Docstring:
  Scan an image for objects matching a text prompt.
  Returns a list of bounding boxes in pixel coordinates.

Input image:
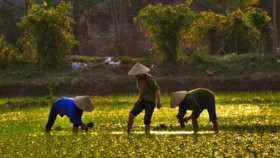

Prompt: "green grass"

[0,92,279,157]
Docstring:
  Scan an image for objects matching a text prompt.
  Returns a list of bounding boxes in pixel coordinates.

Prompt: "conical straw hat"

[74,96,94,112]
[170,91,188,108]
[128,63,150,75]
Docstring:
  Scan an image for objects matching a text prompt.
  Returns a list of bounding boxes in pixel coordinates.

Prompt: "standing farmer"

[45,96,94,133]
[127,63,161,133]
[170,88,219,133]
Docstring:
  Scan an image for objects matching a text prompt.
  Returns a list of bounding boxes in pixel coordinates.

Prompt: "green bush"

[186,11,229,54]
[190,51,207,63]
[228,9,258,54]
[0,35,19,69]
[18,1,77,68]
[207,14,230,55]
[245,7,273,52]
[135,0,196,63]
[188,7,271,55]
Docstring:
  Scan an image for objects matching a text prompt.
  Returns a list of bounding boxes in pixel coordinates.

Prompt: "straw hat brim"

[74,96,94,112]
[128,63,151,75]
[170,91,187,108]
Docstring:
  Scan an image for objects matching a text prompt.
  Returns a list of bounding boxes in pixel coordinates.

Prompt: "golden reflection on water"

[219,104,260,117]
[112,131,214,135]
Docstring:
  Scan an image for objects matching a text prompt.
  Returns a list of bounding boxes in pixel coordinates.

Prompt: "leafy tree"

[18,1,77,68]
[0,35,19,69]
[246,7,273,53]
[228,9,258,54]
[186,11,229,54]
[187,8,271,55]
[188,0,272,55]
[135,0,196,63]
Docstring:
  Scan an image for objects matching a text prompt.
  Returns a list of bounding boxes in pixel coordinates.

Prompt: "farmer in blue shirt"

[45,96,94,133]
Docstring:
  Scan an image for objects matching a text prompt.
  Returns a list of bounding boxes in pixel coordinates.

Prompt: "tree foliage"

[187,7,272,54]
[18,1,77,68]
[0,35,19,69]
[245,7,273,52]
[135,0,196,63]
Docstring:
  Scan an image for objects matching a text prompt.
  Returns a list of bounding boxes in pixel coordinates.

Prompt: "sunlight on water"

[112,131,214,135]
[151,131,192,134]
[151,131,215,134]
[219,104,260,117]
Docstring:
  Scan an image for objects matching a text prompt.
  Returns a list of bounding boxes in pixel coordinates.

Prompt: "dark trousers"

[130,100,155,125]
[46,104,58,130]
[207,98,217,121]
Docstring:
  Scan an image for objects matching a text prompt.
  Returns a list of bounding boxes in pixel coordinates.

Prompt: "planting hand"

[177,119,185,129]
[81,123,88,131]
[177,113,185,129]
[183,117,190,123]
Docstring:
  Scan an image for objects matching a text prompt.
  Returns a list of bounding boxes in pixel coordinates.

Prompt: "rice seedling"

[0,92,279,157]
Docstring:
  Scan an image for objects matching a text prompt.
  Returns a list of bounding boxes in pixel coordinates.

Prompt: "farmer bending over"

[127,63,161,133]
[45,96,94,133]
[170,88,219,133]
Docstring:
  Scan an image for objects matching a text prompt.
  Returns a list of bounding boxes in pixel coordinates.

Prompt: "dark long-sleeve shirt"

[54,98,83,126]
[178,88,214,119]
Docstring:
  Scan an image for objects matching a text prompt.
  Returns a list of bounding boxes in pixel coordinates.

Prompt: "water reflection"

[112,131,214,135]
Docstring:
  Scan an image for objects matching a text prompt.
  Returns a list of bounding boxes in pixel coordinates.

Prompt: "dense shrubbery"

[228,9,258,54]
[0,34,31,69]
[246,7,273,52]
[186,11,229,54]
[0,35,20,69]
[0,0,274,67]
[18,1,77,68]
[135,0,196,63]
[187,7,272,55]
[136,1,273,62]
